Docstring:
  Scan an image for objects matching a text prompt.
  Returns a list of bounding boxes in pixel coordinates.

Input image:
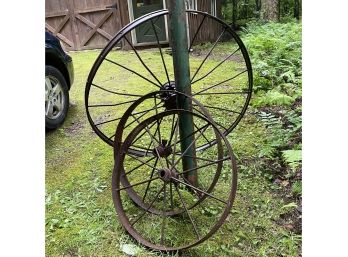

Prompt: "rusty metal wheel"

[112,109,237,251]
[113,91,225,216]
[85,10,253,152]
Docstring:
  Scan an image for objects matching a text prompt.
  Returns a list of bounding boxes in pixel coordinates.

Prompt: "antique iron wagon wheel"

[113,91,226,215]
[85,10,253,151]
[112,109,237,251]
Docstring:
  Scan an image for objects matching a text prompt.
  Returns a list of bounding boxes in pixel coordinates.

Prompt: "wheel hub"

[158,168,179,182]
[153,140,172,158]
[160,81,177,110]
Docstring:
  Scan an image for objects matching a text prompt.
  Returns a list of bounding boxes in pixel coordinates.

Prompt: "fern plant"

[252,90,295,107]
[282,149,302,170]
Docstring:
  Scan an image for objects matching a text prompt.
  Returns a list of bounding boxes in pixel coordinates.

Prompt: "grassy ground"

[46,46,301,256]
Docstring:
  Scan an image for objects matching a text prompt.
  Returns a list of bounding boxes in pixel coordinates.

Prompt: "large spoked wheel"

[112,109,237,251]
[85,10,252,153]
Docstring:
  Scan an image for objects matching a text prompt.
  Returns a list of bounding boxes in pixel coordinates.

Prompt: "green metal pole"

[169,0,197,186]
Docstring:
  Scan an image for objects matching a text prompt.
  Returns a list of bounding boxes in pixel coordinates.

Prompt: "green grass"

[46,44,301,256]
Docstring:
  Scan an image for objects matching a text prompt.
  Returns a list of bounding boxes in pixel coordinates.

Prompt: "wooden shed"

[45,0,222,51]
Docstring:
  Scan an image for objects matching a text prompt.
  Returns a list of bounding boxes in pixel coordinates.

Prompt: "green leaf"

[282,150,302,170]
[281,202,298,210]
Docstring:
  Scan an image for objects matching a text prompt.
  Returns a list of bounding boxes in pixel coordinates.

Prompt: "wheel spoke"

[190,27,227,83]
[193,103,241,115]
[132,119,159,147]
[193,123,211,146]
[143,117,163,155]
[171,123,210,170]
[197,91,250,95]
[46,101,53,118]
[175,185,200,240]
[125,102,164,131]
[169,182,174,210]
[124,156,157,176]
[191,47,240,84]
[124,37,163,87]
[142,157,159,202]
[189,14,208,50]
[52,84,62,95]
[174,153,228,164]
[168,123,209,150]
[88,99,136,108]
[105,58,161,89]
[95,116,122,127]
[131,114,166,169]
[170,117,180,167]
[172,177,228,205]
[151,18,170,84]
[91,83,143,97]
[160,182,167,245]
[54,98,62,111]
[154,97,162,144]
[168,114,178,147]
[117,176,160,191]
[106,103,163,142]
[131,185,165,226]
[193,69,248,94]
[177,157,230,177]
[45,77,53,91]
[126,152,161,172]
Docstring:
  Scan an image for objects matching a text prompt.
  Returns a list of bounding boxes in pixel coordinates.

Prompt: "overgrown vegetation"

[46,20,301,257]
[242,20,302,178]
[221,0,301,25]
[241,19,302,235]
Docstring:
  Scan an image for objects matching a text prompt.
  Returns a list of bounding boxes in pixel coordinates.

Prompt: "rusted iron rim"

[112,109,238,251]
[85,10,253,150]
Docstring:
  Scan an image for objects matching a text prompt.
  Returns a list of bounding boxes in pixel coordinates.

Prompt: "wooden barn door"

[45,0,77,51]
[72,0,122,50]
[45,0,122,51]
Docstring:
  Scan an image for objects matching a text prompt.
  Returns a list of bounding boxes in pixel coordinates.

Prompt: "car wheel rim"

[45,75,65,119]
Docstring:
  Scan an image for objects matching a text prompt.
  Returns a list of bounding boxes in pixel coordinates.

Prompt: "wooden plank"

[46,10,69,18]
[54,15,70,34]
[80,10,113,46]
[74,5,113,14]
[65,0,79,50]
[45,23,55,34]
[75,14,112,40]
[45,22,74,47]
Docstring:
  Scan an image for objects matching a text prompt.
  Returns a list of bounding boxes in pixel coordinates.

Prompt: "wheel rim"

[112,110,238,251]
[45,75,65,119]
[85,10,253,153]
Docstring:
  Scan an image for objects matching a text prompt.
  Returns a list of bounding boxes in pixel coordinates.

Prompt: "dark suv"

[45,32,74,129]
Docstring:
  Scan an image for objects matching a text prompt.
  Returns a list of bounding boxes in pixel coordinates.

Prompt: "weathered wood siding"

[45,0,223,50]
[45,0,123,50]
[187,0,224,46]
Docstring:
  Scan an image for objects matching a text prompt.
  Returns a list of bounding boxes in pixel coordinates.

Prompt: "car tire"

[45,65,69,129]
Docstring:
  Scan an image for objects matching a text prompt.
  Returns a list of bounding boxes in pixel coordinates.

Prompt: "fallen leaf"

[120,243,138,256]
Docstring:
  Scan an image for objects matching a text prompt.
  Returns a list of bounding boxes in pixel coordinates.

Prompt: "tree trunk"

[261,0,279,21]
[294,0,300,20]
[255,0,262,18]
[232,0,237,29]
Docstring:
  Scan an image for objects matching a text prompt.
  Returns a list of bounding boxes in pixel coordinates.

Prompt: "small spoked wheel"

[112,109,237,251]
[113,91,225,215]
[85,10,252,150]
